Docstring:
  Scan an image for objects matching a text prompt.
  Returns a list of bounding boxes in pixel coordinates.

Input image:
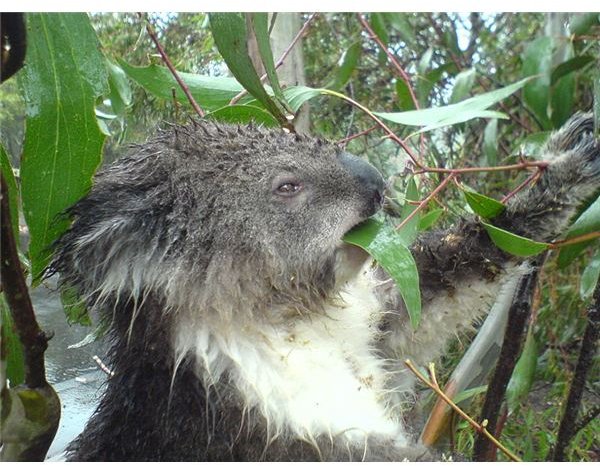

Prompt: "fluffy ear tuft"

[544,112,595,155]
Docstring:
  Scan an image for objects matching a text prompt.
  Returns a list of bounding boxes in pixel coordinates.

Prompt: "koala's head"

[53,122,385,320]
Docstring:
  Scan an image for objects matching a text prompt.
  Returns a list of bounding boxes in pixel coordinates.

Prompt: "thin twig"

[405,359,522,462]
[357,13,419,110]
[0,173,50,389]
[548,231,600,249]
[230,13,318,106]
[395,174,456,232]
[501,167,545,203]
[141,13,205,117]
[336,125,379,145]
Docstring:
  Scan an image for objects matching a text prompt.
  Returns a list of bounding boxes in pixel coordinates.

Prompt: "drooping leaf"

[0,144,20,242]
[119,61,251,111]
[506,328,539,413]
[106,59,132,116]
[482,222,549,257]
[283,86,324,113]
[330,42,362,90]
[522,37,553,130]
[344,219,421,328]
[419,208,444,231]
[450,68,477,104]
[569,13,600,36]
[382,13,415,45]
[551,55,594,86]
[208,13,289,127]
[397,178,420,246]
[249,13,286,105]
[19,13,108,283]
[206,104,279,126]
[580,250,600,300]
[462,188,506,219]
[558,194,600,268]
[1,295,25,387]
[375,77,533,132]
[483,118,498,166]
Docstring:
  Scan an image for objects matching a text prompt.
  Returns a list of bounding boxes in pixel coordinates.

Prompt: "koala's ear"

[545,112,595,154]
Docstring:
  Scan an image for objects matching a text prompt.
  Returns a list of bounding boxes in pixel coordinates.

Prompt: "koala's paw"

[543,112,600,200]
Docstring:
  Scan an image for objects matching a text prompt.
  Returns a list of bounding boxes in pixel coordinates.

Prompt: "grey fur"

[50,114,599,461]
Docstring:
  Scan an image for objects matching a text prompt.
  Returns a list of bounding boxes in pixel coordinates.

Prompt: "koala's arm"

[377,113,600,365]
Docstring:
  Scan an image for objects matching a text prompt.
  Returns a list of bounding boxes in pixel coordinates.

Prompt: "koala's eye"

[275,182,303,197]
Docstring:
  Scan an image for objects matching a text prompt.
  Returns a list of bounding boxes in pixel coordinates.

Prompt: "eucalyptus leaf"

[209,13,289,126]
[558,194,600,268]
[522,37,553,130]
[19,13,108,282]
[397,178,420,246]
[330,42,361,90]
[206,104,279,127]
[419,208,444,231]
[506,329,538,413]
[450,68,476,104]
[482,222,549,257]
[250,13,286,105]
[580,250,600,300]
[462,188,505,219]
[483,118,498,166]
[344,219,421,328]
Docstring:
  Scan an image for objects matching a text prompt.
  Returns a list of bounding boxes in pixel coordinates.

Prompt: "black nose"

[338,151,386,215]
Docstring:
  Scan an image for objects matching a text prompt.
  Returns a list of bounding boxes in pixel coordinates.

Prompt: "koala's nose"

[338,152,386,215]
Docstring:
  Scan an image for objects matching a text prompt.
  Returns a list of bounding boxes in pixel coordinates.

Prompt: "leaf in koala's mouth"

[343,219,421,329]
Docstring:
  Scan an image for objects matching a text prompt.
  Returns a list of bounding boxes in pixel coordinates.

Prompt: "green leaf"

[60,285,91,326]
[558,194,600,268]
[397,178,420,246]
[462,188,506,219]
[375,77,533,132]
[506,328,538,413]
[580,250,600,300]
[0,144,20,243]
[106,59,132,116]
[205,104,279,127]
[419,208,444,231]
[208,13,289,127]
[551,55,594,86]
[395,79,416,111]
[450,68,477,104]
[330,42,361,91]
[516,131,551,159]
[522,37,553,130]
[344,219,421,328]
[382,13,415,44]
[19,13,108,283]
[283,86,324,113]
[452,385,488,405]
[482,221,549,257]
[569,13,600,36]
[119,61,252,111]
[1,295,25,386]
[370,13,389,65]
[415,62,456,106]
[483,118,498,166]
[249,13,286,105]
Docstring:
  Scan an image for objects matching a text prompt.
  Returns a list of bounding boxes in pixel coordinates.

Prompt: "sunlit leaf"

[344,219,421,328]
[283,86,324,113]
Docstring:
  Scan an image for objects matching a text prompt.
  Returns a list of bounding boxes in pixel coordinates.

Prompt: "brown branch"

[0,173,50,389]
[473,264,541,460]
[357,13,419,110]
[549,288,600,461]
[230,13,318,106]
[405,360,522,462]
[141,13,205,118]
[336,125,379,145]
[548,231,600,250]
[501,167,545,203]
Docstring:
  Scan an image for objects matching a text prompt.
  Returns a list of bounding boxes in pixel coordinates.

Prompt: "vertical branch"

[0,173,50,389]
[549,285,600,461]
[472,262,541,461]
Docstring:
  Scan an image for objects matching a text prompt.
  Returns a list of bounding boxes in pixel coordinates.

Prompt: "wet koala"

[51,113,599,461]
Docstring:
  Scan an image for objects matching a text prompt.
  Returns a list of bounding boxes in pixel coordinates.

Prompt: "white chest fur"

[173,270,409,450]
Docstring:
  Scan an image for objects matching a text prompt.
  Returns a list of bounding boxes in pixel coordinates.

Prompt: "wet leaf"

[344,219,421,328]
[19,13,108,283]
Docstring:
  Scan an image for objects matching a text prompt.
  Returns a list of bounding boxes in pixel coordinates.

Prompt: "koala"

[50,113,599,461]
